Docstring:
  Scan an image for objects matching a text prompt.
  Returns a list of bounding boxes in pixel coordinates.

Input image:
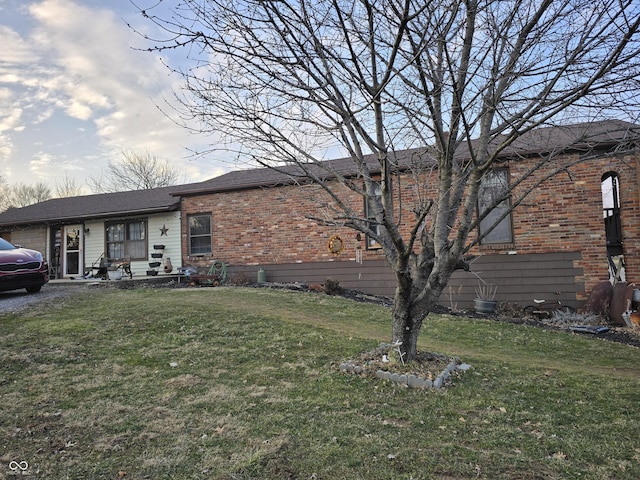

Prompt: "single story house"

[0,186,188,279]
[1,120,638,310]
[173,120,640,309]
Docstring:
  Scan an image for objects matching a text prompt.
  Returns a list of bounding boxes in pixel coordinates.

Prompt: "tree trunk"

[391,270,428,362]
[391,258,457,362]
[391,304,424,362]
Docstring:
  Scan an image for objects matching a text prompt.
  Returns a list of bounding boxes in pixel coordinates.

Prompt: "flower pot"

[474,298,497,314]
[153,244,165,250]
[146,269,158,276]
[151,253,163,259]
[108,270,122,281]
[148,261,161,268]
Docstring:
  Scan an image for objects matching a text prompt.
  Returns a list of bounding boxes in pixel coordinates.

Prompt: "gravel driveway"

[0,284,88,314]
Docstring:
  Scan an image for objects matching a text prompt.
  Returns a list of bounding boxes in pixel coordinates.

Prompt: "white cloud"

[0,25,35,64]
[0,107,23,134]
[0,135,14,164]
[27,0,210,171]
[29,153,53,174]
[0,0,227,187]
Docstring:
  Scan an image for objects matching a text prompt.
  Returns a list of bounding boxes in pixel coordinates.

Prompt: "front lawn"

[1,286,639,479]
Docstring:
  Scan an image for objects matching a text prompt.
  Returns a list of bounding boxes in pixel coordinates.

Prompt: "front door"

[63,225,83,277]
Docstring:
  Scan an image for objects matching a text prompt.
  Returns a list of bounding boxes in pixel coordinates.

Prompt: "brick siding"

[181,153,640,302]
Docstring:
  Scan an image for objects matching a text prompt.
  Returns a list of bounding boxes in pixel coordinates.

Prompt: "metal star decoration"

[159,224,169,236]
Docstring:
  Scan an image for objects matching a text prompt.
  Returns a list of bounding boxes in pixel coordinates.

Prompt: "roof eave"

[0,204,180,228]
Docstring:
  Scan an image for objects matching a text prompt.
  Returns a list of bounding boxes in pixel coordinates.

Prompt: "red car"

[0,237,49,293]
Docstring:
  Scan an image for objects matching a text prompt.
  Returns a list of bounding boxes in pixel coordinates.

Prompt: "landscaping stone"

[338,343,466,391]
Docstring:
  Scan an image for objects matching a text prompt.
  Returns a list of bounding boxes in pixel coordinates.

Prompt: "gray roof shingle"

[1,119,637,227]
[0,184,184,226]
[175,119,640,196]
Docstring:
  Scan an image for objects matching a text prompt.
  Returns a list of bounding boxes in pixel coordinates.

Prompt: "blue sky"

[0,0,230,191]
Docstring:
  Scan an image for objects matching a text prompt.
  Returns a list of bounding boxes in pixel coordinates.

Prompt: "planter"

[153,244,165,250]
[148,261,162,268]
[146,269,158,276]
[474,298,498,314]
[107,270,122,281]
[150,253,163,258]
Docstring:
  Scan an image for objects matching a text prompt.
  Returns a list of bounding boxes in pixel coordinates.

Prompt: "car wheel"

[26,286,42,293]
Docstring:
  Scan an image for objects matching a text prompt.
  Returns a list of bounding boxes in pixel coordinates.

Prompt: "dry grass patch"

[1,286,639,479]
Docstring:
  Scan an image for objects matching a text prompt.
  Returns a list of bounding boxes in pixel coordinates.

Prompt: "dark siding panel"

[225,252,584,309]
[228,260,395,297]
[446,252,584,309]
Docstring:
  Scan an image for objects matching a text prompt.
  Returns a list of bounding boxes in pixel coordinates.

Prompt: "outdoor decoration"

[328,235,345,256]
[355,246,363,264]
[148,245,165,276]
[159,224,169,236]
[474,283,498,314]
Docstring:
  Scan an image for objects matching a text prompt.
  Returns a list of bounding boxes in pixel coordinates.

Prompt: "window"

[106,219,147,260]
[189,214,212,255]
[364,182,383,249]
[478,169,513,244]
[601,172,623,255]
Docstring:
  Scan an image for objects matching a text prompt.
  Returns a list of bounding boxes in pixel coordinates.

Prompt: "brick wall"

[180,152,640,301]
[502,153,640,300]
[181,182,372,267]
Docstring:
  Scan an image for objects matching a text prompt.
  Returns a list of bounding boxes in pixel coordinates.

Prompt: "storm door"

[601,172,624,282]
[63,225,83,277]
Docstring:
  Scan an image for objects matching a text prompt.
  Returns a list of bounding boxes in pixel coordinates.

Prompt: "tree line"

[0,151,184,212]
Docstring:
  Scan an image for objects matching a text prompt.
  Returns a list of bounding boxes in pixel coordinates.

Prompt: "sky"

[0,0,231,192]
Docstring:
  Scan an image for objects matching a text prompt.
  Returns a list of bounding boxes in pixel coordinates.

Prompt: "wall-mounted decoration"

[328,235,345,256]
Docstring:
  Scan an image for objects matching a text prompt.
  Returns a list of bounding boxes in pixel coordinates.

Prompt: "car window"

[0,238,17,250]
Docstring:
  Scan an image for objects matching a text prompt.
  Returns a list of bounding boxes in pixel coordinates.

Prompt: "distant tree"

[87,150,184,193]
[54,174,84,198]
[0,175,6,212]
[0,182,51,211]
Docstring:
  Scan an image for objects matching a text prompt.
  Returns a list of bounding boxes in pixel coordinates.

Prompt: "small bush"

[324,278,342,295]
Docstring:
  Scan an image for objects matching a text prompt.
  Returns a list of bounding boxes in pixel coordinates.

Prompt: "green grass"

[1,286,639,479]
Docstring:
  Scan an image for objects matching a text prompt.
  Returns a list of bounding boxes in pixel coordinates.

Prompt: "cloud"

[0,25,35,64]
[0,0,225,186]
[29,153,53,174]
[0,107,23,133]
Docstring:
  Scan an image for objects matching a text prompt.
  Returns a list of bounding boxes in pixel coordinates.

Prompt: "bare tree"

[54,174,84,198]
[136,0,640,360]
[88,150,184,193]
[0,182,51,211]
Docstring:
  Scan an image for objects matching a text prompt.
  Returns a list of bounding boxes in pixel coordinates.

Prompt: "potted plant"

[107,265,122,280]
[474,283,498,314]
